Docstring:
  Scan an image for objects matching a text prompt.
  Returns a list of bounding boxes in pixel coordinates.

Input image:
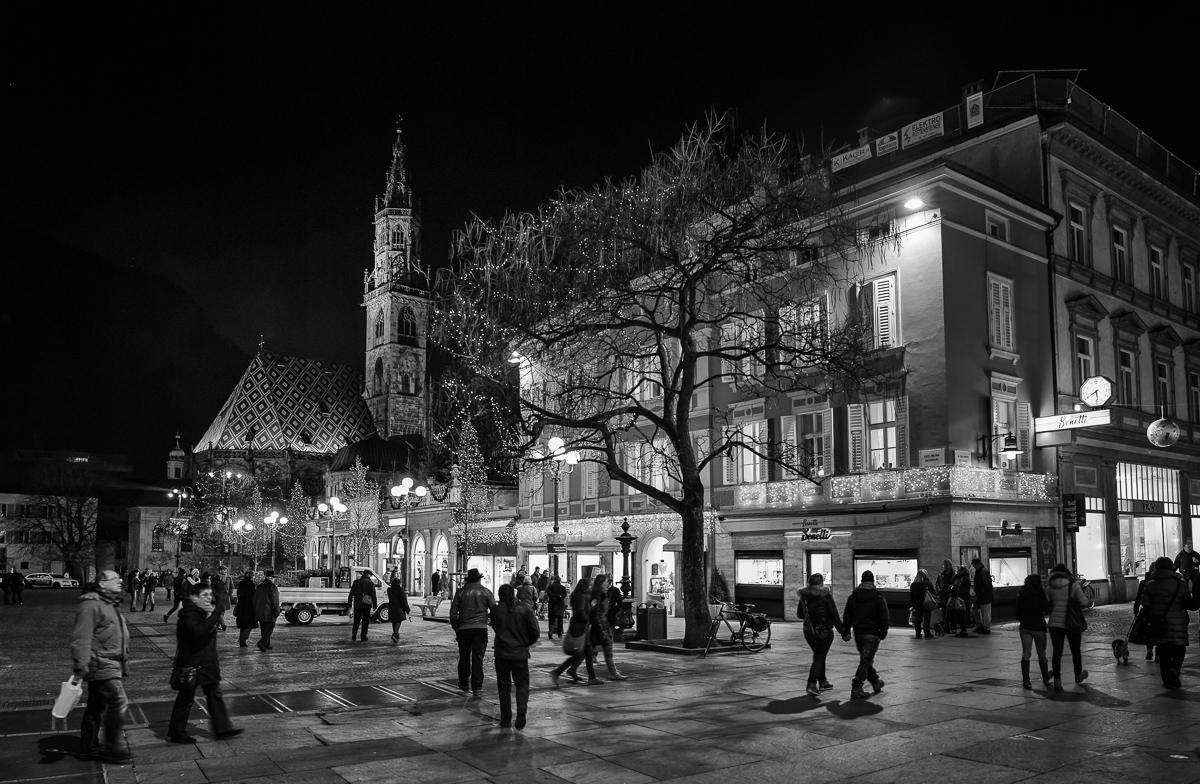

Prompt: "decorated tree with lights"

[437,111,889,646]
[186,467,258,565]
[279,481,310,570]
[338,457,381,568]
[450,419,492,568]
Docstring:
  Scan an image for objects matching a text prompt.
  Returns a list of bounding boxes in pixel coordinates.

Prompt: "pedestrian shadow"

[763,695,824,715]
[824,699,884,719]
[34,733,94,765]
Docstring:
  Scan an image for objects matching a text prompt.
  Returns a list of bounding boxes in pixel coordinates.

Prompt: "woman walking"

[1047,563,1091,691]
[909,569,935,639]
[550,578,598,686]
[234,570,257,647]
[590,574,627,682]
[1015,573,1052,689]
[167,583,243,743]
[1139,556,1200,689]
[797,573,846,695]
[545,575,567,640]
[387,575,411,643]
[140,570,158,612]
[490,583,539,728]
[950,566,973,637]
[517,575,538,612]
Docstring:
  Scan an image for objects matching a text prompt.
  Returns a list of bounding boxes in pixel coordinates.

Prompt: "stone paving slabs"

[542,756,659,784]
[130,760,209,784]
[605,740,762,781]
[196,751,284,782]
[446,735,595,777]
[334,752,487,784]
[703,724,847,758]
[546,723,689,756]
[654,758,846,784]
[943,734,1117,773]
[846,753,1039,784]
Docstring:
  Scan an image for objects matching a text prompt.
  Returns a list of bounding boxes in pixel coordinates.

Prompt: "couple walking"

[549,574,627,686]
[797,570,888,700]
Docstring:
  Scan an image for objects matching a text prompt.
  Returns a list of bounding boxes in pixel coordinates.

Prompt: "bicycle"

[700,598,771,657]
[1078,575,1096,608]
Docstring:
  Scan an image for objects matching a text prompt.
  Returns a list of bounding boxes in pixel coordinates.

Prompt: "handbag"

[562,624,590,656]
[1128,580,1181,644]
[907,608,918,627]
[1065,594,1088,633]
[169,665,201,691]
[923,590,938,612]
[947,596,966,612]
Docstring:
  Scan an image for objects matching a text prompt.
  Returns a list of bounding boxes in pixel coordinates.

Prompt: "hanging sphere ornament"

[1147,418,1180,448]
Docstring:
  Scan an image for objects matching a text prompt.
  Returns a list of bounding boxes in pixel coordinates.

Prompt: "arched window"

[400,372,412,394]
[373,310,385,343]
[399,307,417,338]
[373,358,383,393]
[391,226,406,252]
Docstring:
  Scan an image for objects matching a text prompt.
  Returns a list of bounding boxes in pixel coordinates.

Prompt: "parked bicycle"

[700,598,771,657]
[1078,575,1096,607]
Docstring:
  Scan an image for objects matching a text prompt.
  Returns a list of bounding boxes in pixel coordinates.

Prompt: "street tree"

[12,460,101,580]
[449,419,491,569]
[436,112,889,646]
[337,457,380,569]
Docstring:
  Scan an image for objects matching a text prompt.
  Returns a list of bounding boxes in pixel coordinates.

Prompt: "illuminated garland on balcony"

[515,510,716,546]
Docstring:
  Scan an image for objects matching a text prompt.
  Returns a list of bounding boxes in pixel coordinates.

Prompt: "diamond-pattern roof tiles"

[195,352,376,455]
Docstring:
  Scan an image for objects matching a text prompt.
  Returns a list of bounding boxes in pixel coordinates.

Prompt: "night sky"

[2,7,1197,479]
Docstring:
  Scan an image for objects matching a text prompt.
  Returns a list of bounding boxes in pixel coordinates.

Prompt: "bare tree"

[437,112,888,646]
[12,460,101,580]
[338,457,381,568]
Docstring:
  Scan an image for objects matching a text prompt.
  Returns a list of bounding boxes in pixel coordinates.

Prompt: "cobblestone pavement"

[4,596,1200,784]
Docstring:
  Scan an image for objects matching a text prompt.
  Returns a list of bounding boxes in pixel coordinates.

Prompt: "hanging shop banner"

[831,144,873,172]
[1034,409,1111,433]
[876,132,898,155]
[1035,527,1058,582]
[901,112,945,149]
[966,92,984,128]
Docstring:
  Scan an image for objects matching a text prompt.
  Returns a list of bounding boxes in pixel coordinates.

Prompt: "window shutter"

[847,403,866,473]
[989,277,1014,350]
[780,415,797,479]
[744,311,765,378]
[720,324,736,383]
[821,408,834,476]
[780,304,797,351]
[873,276,896,349]
[691,429,711,486]
[583,460,598,499]
[1017,403,1032,471]
[723,427,739,485]
[894,396,910,468]
[556,467,569,502]
[598,463,611,497]
[990,397,1002,470]
[753,420,768,482]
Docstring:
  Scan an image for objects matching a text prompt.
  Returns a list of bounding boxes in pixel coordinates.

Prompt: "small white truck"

[279,566,392,625]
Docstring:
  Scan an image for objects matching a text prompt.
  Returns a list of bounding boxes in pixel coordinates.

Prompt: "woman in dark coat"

[233,571,257,647]
[950,566,973,637]
[550,578,598,686]
[1015,573,1052,689]
[545,575,568,640]
[908,569,935,639]
[167,583,242,743]
[797,573,847,695]
[387,577,411,643]
[1139,556,1200,689]
[590,573,627,681]
[489,583,539,729]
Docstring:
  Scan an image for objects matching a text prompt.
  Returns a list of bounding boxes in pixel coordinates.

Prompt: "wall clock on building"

[1079,375,1113,408]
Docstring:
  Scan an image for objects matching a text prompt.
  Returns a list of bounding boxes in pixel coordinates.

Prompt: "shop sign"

[876,132,898,155]
[1132,500,1165,515]
[966,91,984,128]
[954,449,971,466]
[546,532,566,553]
[1034,409,1111,432]
[919,448,945,467]
[797,527,837,541]
[902,112,944,149]
[832,144,872,172]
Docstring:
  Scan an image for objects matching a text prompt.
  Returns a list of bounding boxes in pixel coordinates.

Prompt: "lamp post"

[384,477,427,590]
[229,518,253,571]
[615,518,638,638]
[537,436,579,580]
[164,487,193,568]
[306,497,348,573]
[262,510,288,574]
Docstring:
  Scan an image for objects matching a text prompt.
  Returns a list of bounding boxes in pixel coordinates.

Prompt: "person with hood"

[126,570,141,612]
[797,573,847,695]
[908,569,935,639]
[167,582,243,743]
[545,575,568,640]
[1139,556,1200,689]
[449,567,496,696]
[253,570,281,652]
[490,582,540,729]
[971,557,995,634]
[1015,573,1052,689]
[72,570,132,763]
[1046,563,1091,691]
[347,570,378,642]
[841,570,890,699]
[387,575,411,643]
[234,570,257,647]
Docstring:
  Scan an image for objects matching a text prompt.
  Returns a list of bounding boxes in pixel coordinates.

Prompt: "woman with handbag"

[167,582,243,743]
[950,567,972,637]
[1046,563,1091,691]
[1138,556,1200,689]
[797,573,847,695]
[908,570,935,639]
[590,574,628,681]
[550,578,598,686]
[387,576,411,644]
[1015,573,1052,689]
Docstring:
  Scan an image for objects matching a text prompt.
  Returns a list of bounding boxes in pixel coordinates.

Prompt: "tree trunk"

[679,497,711,648]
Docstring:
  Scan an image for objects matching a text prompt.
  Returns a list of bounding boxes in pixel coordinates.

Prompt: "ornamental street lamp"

[615,518,638,637]
[306,497,348,572]
[536,436,579,579]
[385,477,427,592]
[262,510,288,573]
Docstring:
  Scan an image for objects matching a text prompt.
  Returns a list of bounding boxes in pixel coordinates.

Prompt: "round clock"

[1079,376,1113,408]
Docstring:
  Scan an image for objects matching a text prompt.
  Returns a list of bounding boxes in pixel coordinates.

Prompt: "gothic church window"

[399,307,417,339]
[374,311,385,344]
[374,358,384,394]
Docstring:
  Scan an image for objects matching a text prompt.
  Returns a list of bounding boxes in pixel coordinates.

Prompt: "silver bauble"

[1147,418,1180,448]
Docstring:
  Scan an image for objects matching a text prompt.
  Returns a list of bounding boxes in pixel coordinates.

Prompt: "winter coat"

[1014,584,1051,632]
[253,579,281,623]
[70,590,129,681]
[127,573,142,596]
[386,583,411,622]
[909,577,935,613]
[234,577,258,629]
[450,581,495,631]
[211,574,232,613]
[537,573,550,592]
[348,576,378,610]
[606,585,624,627]
[546,582,568,617]
[842,582,890,639]
[141,572,158,591]
[798,585,846,637]
[172,572,186,598]
[490,601,540,660]
[952,573,972,602]
[935,567,956,604]
[174,600,222,685]
[973,567,995,604]
[566,590,593,639]
[1046,571,1089,630]
[1138,569,1198,646]
[516,583,538,608]
[589,591,613,646]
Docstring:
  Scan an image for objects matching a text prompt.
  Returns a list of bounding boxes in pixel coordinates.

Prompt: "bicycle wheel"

[741,620,771,652]
[1082,584,1096,606]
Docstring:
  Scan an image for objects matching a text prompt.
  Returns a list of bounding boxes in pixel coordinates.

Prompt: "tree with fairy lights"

[449,420,491,569]
[436,111,892,647]
[279,481,310,570]
[337,457,381,568]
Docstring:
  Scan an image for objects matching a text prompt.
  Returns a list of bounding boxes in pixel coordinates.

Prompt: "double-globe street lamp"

[534,436,579,579]
[384,477,427,593]
[306,497,348,575]
[262,510,288,573]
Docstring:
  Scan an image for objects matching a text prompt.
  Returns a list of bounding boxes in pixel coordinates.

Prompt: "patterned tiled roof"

[194,352,376,455]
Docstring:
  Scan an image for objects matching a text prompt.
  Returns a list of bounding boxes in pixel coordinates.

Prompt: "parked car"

[25,573,79,589]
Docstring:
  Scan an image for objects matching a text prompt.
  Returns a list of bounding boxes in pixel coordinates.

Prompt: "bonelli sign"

[1033,409,1112,433]
[902,112,944,149]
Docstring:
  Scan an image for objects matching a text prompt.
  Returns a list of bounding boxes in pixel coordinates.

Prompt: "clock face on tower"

[1079,375,1113,408]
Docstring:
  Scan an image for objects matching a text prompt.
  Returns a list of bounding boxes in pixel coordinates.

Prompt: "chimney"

[857,127,877,147]
[961,79,985,103]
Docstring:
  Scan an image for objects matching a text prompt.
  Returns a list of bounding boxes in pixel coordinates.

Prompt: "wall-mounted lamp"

[904,197,925,210]
[979,432,1022,461]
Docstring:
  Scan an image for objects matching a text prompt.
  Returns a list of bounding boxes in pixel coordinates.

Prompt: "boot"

[850,684,870,700]
[604,653,628,681]
[1053,677,1063,692]
[1039,660,1052,689]
[1074,669,1088,684]
[1020,661,1032,689]
[806,680,821,696]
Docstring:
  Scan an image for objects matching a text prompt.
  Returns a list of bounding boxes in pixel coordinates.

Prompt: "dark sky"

[2,7,1197,478]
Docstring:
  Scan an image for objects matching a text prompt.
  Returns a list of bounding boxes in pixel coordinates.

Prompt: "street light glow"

[904,197,924,210]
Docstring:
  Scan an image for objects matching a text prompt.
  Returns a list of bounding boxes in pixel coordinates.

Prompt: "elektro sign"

[1033,409,1112,433]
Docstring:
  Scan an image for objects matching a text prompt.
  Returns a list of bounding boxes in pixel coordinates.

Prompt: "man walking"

[842,570,890,700]
[71,570,132,763]
[971,557,994,634]
[1174,542,1200,591]
[8,568,25,606]
[234,570,257,647]
[253,570,280,652]
[348,570,378,642]
[449,567,496,696]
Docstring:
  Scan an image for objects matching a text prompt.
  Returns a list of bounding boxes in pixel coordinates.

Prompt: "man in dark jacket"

[842,570,890,700]
[971,557,995,634]
[1174,543,1200,591]
[253,571,281,652]
[234,570,257,647]
[71,570,131,762]
[348,571,378,642]
[450,568,496,696]
[545,575,568,640]
[5,568,25,605]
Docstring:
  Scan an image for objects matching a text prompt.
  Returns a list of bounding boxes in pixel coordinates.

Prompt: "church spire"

[382,117,411,209]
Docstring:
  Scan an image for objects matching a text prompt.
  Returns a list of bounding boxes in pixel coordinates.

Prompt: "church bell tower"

[363,121,428,441]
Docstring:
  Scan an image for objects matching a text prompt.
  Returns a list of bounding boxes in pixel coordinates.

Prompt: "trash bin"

[636,603,668,640]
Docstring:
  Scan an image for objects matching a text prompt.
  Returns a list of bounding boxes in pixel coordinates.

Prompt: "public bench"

[411,595,443,617]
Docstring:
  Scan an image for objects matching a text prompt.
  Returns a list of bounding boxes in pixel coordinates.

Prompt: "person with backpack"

[1015,573,1052,689]
[797,573,847,696]
[841,570,890,700]
[908,569,936,639]
[347,571,378,642]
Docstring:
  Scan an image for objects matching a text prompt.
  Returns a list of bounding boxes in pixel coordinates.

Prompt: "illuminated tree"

[437,111,888,646]
[279,481,310,570]
[449,420,491,566]
[338,457,380,566]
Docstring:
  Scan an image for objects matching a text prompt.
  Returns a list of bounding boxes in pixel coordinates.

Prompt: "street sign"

[547,542,566,553]
[1034,409,1111,433]
[1062,493,1086,530]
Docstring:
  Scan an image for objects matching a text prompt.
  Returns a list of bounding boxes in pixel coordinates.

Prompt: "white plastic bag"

[51,676,82,718]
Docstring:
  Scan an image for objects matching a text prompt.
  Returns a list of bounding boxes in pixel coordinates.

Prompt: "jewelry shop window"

[852,549,918,590]
[735,552,783,585]
[806,550,832,587]
[988,547,1032,587]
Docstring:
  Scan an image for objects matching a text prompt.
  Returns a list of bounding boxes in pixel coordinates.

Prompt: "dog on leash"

[1111,638,1130,665]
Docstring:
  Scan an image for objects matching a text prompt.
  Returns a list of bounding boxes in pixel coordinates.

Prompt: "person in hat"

[449,567,496,696]
[841,570,890,700]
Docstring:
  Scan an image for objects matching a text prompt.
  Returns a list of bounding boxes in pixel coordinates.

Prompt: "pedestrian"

[797,573,847,695]
[387,575,410,643]
[909,569,935,639]
[1046,563,1091,691]
[606,579,625,639]
[546,574,567,640]
[126,570,141,613]
[431,569,441,596]
[166,582,244,743]
[490,582,539,729]
[591,573,628,681]
[517,575,538,611]
[140,570,158,612]
[1133,568,1158,662]
[163,568,190,623]
[934,558,955,633]
[536,569,549,593]
[1,571,9,605]
[234,570,257,647]
[971,557,994,634]
[162,570,173,602]
[1015,573,1052,689]
[212,566,233,631]
[253,570,280,652]
[841,570,889,700]
[450,567,495,696]
[1139,556,1200,689]
[10,568,25,605]
[950,566,973,637]
[1174,542,1200,592]
[550,578,599,686]
[71,570,132,763]
[348,570,378,642]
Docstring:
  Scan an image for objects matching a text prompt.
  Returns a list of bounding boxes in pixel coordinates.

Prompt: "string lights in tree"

[450,420,491,563]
